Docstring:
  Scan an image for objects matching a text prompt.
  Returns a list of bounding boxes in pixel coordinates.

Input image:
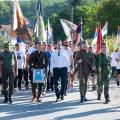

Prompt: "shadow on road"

[54,106,120,120]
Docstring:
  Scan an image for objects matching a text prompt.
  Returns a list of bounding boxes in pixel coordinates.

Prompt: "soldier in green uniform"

[96,43,111,104]
[88,46,97,90]
[0,42,17,103]
[74,41,95,103]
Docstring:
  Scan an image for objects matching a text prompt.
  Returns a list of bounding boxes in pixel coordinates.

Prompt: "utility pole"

[80,17,83,41]
[71,7,73,23]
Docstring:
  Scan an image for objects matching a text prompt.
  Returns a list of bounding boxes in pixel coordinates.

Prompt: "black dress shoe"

[56,98,60,102]
[61,95,64,100]
[26,86,29,89]
[64,92,67,96]
[9,99,13,104]
[51,88,54,91]
[4,98,8,103]
[47,89,50,91]
[104,98,110,104]
[9,96,13,104]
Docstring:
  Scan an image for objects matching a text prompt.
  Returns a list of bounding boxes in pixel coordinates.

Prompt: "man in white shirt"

[63,39,73,93]
[50,40,69,102]
[14,43,26,90]
[111,49,118,78]
[115,49,120,86]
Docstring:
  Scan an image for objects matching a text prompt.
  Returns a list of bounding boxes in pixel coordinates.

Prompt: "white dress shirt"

[116,52,120,69]
[50,47,69,73]
[111,52,117,67]
[64,47,73,72]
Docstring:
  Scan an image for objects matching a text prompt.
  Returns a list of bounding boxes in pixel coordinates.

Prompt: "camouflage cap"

[4,41,10,48]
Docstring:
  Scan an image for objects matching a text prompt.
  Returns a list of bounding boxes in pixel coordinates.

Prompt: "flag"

[13,0,31,43]
[34,0,46,42]
[24,17,30,25]
[47,19,54,44]
[93,27,98,44]
[96,25,102,53]
[74,18,83,44]
[102,22,108,38]
[114,26,120,50]
[60,19,77,42]
[92,27,98,53]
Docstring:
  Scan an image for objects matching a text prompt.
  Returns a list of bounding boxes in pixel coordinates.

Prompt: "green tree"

[0,1,12,24]
[96,0,120,35]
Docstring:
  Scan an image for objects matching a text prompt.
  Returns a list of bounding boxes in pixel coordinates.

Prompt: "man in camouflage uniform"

[0,42,17,103]
[96,43,111,104]
[88,46,97,90]
[74,41,95,103]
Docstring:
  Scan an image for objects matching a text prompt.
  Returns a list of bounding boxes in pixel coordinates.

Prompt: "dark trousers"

[14,69,23,89]
[30,71,43,97]
[112,67,116,77]
[24,69,29,87]
[53,67,68,99]
[64,73,69,94]
[31,82,44,98]
[2,68,15,98]
[79,75,89,98]
[47,70,54,91]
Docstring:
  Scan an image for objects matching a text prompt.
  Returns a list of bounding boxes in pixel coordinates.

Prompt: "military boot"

[84,96,88,102]
[80,96,84,103]
[97,94,101,100]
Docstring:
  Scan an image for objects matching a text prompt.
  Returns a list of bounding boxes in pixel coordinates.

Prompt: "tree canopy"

[0,0,120,47]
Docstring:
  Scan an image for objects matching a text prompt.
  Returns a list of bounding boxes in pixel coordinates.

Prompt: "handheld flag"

[34,0,46,42]
[60,19,77,42]
[114,26,120,50]
[102,22,108,38]
[96,24,102,53]
[47,19,54,44]
[74,18,83,43]
[13,0,31,43]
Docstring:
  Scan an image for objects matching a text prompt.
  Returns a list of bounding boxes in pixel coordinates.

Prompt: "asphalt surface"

[0,79,120,120]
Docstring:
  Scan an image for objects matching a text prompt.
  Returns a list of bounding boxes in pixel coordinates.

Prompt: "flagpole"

[80,17,83,41]
[47,18,49,44]
[98,23,102,84]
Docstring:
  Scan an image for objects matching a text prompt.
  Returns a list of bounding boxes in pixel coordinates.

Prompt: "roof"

[0,24,12,35]
[0,24,34,37]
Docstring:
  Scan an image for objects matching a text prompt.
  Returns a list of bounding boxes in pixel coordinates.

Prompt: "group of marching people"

[0,38,119,104]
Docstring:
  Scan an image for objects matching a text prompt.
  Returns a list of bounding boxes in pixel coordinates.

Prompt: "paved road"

[0,80,120,120]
